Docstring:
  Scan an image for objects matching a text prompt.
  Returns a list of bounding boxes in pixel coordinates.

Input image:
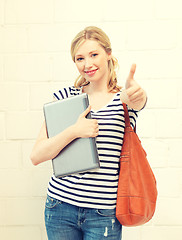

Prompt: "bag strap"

[122,103,131,127]
[122,103,136,132]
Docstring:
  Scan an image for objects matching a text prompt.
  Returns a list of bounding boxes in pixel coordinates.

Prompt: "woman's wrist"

[139,95,147,111]
[69,124,80,139]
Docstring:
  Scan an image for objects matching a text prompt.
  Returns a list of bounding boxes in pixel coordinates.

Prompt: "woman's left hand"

[124,64,147,111]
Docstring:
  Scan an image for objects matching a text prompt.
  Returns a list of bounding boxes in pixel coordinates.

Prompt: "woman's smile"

[84,69,98,77]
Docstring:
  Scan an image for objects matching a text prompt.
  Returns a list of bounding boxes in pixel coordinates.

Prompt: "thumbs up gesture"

[121,64,147,110]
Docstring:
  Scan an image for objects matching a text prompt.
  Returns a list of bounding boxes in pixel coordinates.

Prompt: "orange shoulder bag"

[116,103,157,226]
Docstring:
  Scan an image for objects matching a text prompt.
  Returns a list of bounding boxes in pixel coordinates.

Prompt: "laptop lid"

[43,93,100,177]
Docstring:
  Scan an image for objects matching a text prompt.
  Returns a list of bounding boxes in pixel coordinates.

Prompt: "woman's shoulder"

[53,86,82,100]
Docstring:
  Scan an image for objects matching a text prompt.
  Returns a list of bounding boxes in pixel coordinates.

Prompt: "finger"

[93,119,98,125]
[126,85,140,97]
[129,92,143,103]
[127,87,145,103]
[126,63,136,83]
[80,105,91,118]
[93,130,99,137]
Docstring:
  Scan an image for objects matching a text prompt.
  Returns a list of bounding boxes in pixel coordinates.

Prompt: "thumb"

[126,63,136,88]
[79,105,91,118]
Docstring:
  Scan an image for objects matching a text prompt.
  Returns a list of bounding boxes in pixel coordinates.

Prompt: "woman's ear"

[107,52,112,61]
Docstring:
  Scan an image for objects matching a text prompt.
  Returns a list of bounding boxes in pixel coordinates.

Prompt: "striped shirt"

[47,86,138,209]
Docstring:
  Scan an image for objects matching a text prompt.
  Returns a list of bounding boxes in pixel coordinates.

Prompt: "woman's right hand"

[73,105,99,138]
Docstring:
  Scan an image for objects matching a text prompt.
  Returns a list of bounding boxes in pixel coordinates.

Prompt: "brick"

[116,50,182,79]
[136,109,156,138]
[22,140,52,170]
[41,226,48,240]
[154,169,180,197]
[0,83,28,111]
[28,24,65,52]
[180,172,182,195]
[89,22,127,52]
[167,140,182,167]
[5,0,54,24]
[0,113,5,140]
[0,55,3,82]
[127,21,177,50]
[178,22,182,50]
[0,141,21,169]
[140,79,178,109]
[22,141,35,169]
[0,0,4,25]
[144,50,182,79]
[28,23,90,53]
[6,197,45,225]
[6,111,43,140]
[0,26,28,53]
[54,0,103,22]
[155,110,182,138]
[141,226,182,240]
[155,0,182,19]
[0,226,41,240]
[4,54,51,82]
[32,169,52,197]
[153,197,182,225]
[52,52,79,82]
[0,199,7,225]
[103,0,154,21]
[0,169,33,197]
[178,78,182,108]
[141,139,168,168]
[29,83,54,110]
[122,227,141,240]
[114,55,140,85]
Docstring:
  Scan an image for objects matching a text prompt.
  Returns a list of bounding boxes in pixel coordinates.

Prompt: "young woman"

[31,26,147,240]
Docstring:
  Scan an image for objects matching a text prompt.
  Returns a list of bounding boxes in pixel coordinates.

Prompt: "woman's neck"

[83,81,110,95]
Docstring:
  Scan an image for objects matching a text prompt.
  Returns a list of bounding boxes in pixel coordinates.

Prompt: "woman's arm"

[30,121,77,165]
[30,105,99,166]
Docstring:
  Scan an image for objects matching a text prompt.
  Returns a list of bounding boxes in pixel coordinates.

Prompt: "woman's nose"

[85,58,93,69]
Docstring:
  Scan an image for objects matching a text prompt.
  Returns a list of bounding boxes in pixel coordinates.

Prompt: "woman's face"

[75,39,111,84]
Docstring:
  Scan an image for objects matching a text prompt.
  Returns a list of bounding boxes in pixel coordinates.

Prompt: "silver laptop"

[43,93,100,178]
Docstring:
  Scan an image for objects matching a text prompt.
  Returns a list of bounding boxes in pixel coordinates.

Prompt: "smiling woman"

[31,25,147,240]
[74,40,111,87]
[71,26,121,93]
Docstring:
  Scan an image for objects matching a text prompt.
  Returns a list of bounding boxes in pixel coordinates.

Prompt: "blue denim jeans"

[44,195,122,240]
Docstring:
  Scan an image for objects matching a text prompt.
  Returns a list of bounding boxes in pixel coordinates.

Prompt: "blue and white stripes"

[48,86,138,209]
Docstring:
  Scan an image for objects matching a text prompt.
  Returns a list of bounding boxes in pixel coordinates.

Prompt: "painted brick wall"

[0,0,182,239]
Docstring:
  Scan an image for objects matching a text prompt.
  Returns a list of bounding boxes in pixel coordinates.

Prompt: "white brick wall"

[0,0,182,239]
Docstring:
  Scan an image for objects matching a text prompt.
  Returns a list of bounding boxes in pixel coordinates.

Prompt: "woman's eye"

[92,53,98,57]
[76,57,84,61]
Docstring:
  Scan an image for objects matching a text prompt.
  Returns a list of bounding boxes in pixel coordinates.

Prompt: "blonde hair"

[71,26,121,92]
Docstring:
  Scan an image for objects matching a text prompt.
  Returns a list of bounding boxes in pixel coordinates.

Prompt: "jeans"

[44,195,122,240]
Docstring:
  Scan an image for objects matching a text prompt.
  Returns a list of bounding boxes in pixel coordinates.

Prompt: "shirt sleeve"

[127,106,138,129]
[53,87,70,100]
[53,86,81,100]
